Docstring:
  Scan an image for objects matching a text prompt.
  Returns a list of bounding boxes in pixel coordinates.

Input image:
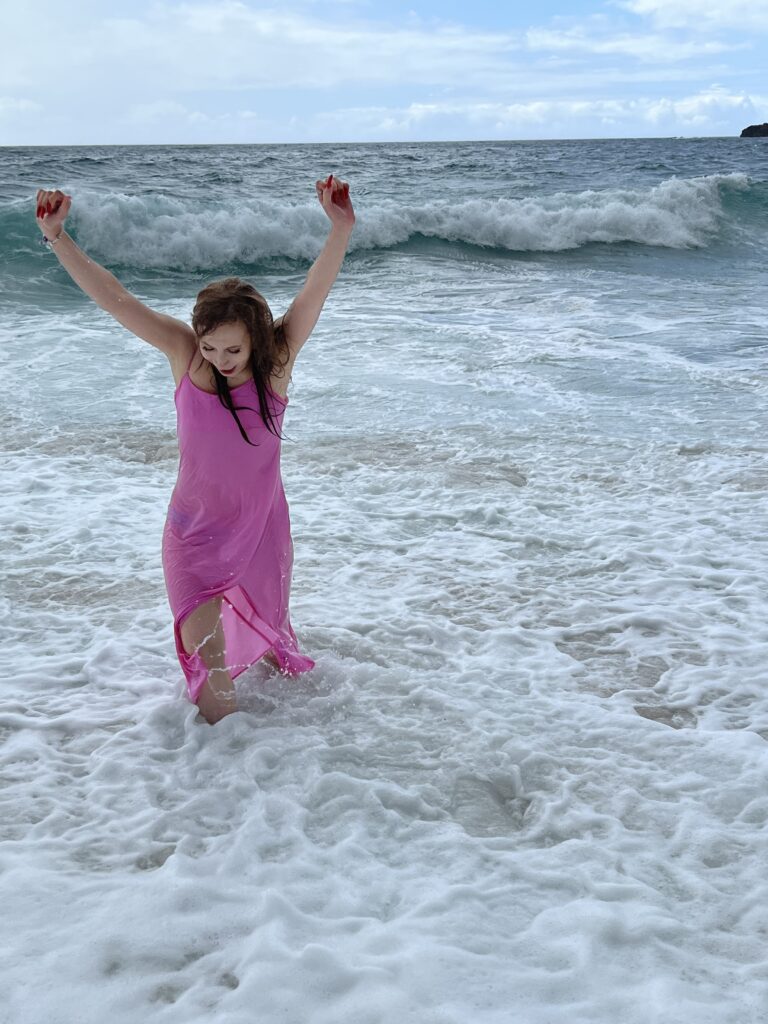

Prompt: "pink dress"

[162,365,315,703]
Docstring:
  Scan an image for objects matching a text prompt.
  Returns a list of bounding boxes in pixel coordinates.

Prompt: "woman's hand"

[36,189,71,240]
[315,174,355,233]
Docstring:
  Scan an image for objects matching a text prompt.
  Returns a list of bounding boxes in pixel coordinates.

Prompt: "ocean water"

[1,138,767,1023]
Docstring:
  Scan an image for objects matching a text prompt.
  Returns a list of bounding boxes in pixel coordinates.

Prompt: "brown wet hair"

[191,277,291,444]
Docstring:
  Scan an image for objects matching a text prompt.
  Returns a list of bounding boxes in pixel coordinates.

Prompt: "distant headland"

[741,123,768,137]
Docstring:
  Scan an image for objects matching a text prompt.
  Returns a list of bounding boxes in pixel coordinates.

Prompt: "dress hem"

[173,584,315,704]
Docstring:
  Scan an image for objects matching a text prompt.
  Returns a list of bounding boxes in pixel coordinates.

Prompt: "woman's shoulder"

[176,351,290,401]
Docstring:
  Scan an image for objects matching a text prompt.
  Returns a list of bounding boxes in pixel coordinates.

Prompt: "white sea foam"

[60,173,751,269]
[2,142,767,1023]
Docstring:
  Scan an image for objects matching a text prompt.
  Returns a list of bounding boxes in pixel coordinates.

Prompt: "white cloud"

[0,3,522,95]
[620,0,768,32]
[644,85,756,126]
[0,97,41,116]
[313,88,761,138]
[127,100,195,123]
[127,100,274,127]
[527,27,743,61]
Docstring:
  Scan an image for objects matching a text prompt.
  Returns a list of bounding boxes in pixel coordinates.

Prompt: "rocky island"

[741,123,768,137]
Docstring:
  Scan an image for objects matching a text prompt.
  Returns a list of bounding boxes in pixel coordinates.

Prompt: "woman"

[35,175,355,724]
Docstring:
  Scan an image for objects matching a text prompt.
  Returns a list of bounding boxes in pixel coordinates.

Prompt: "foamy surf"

[3,172,752,273]
[2,139,767,1024]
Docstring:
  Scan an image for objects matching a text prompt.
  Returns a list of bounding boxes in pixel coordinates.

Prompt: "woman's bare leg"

[180,597,238,724]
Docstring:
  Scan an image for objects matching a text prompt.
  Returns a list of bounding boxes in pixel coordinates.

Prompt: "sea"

[1,138,767,1023]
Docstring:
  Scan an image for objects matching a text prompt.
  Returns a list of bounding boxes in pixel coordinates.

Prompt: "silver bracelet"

[41,232,62,247]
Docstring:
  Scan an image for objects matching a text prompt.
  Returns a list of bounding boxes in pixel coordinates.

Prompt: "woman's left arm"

[281,175,355,356]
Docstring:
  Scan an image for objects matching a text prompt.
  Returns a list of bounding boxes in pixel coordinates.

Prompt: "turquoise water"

[3,138,767,442]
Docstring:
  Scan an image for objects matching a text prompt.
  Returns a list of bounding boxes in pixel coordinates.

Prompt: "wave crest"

[4,173,753,270]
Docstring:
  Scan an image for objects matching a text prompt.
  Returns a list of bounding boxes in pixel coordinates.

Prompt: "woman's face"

[198,321,252,378]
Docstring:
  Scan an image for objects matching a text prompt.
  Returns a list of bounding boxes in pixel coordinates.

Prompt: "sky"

[1,0,767,144]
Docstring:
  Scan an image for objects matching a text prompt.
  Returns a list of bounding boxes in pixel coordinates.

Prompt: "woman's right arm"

[35,189,195,361]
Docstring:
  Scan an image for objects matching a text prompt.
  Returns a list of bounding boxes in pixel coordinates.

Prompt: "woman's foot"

[196,672,238,724]
[261,649,281,671]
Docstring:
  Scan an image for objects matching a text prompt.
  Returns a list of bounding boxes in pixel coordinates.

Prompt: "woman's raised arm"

[281,175,355,358]
[35,190,194,360]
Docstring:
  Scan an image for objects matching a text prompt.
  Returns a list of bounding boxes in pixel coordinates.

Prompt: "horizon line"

[1,133,757,148]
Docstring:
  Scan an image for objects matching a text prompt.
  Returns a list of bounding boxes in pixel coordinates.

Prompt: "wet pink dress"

[162,364,315,703]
